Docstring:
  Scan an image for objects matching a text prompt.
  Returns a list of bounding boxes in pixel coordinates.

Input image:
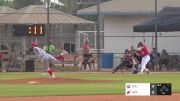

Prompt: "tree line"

[0,0,110,12]
[0,0,110,21]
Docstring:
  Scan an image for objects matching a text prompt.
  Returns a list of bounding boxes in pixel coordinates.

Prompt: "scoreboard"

[125,83,171,96]
[12,24,45,36]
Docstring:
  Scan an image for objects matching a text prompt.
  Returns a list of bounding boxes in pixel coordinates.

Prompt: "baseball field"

[0,72,180,101]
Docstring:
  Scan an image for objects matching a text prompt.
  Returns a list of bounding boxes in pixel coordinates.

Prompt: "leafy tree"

[53,0,111,14]
[48,0,111,22]
[13,0,42,9]
[0,0,13,7]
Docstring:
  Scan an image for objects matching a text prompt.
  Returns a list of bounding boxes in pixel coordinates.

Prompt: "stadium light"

[43,0,64,53]
[46,0,50,53]
[96,0,101,71]
[155,0,158,52]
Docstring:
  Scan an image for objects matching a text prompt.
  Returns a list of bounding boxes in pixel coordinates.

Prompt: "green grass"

[0,72,180,97]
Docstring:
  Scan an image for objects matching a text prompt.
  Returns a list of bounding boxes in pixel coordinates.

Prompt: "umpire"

[81,40,92,70]
[82,53,93,70]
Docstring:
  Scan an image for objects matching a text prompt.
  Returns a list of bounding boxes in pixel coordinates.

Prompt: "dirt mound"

[0,77,117,84]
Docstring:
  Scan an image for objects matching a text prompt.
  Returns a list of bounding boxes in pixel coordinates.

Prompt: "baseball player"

[112,49,132,73]
[32,44,68,78]
[79,53,93,71]
[112,49,139,74]
[135,42,150,74]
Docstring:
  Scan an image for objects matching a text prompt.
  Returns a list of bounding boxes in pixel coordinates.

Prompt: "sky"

[5,0,13,1]
[41,0,65,6]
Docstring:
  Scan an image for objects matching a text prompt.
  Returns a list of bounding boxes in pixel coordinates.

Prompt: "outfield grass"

[0,72,180,97]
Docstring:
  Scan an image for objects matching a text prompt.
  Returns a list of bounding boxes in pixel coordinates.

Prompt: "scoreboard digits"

[13,24,45,36]
[28,24,44,35]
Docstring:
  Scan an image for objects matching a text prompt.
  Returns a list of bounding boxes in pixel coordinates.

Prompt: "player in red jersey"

[136,42,150,74]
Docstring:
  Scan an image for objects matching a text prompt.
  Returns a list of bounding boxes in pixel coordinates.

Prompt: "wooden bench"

[54,53,97,71]
[54,54,79,71]
[77,54,97,71]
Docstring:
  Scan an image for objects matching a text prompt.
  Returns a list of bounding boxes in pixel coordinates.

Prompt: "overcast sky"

[41,0,64,6]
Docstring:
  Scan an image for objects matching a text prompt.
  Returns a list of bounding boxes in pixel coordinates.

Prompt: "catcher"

[112,48,140,74]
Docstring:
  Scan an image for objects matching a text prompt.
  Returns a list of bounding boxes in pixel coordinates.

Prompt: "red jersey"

[140,45,149,57]
[0,53,2,60]
[83,44,90,53]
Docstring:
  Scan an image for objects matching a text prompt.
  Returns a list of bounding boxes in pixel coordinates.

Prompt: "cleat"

[137,72,143,74]
[146,69,150,74]
[112,71,115,74]
[132,70,138,74]
[52,74,56,78]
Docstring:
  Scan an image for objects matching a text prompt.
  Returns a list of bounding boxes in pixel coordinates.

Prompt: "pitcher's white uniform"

[33,46,59,68]
[33,46,66,78]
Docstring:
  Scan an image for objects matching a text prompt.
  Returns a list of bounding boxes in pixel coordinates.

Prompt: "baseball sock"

[57,55,63,61]
[47,69,53,76]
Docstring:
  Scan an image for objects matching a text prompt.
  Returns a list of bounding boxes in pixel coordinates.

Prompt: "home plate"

[28,81,40,84]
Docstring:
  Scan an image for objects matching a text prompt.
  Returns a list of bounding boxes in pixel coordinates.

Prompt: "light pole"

[46,0,50,53]
[96,0,101,71]
[154,0,159,67]
[155,0,158,51]
[76,0,101,71]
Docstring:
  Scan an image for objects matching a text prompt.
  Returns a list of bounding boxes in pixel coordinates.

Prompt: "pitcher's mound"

[0,77,117,84]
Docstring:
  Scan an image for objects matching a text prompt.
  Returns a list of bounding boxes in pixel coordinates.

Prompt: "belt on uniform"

[40,55,44,59]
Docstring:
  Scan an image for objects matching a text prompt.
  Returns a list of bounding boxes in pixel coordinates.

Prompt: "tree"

[48,0,111,22]
[51,0,78,13]
[0,0,13,7]
[13,0,42,9]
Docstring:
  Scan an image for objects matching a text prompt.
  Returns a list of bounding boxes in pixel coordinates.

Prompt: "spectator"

[43,40,55,54]
[159,49,169,71]
[150,48,160,71]
[83,40,90,54]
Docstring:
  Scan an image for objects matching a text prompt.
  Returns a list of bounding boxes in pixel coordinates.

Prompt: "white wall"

[104,15,180,54]
[157,32,180,53]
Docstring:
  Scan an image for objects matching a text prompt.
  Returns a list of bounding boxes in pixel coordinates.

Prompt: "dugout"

[133,7,180,32]
[25,59,35,72]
